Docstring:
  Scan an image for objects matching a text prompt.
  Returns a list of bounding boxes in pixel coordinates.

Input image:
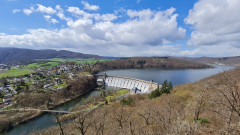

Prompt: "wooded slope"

[92,57,212,73]
[35,67,240,135]
[0,48,102,64]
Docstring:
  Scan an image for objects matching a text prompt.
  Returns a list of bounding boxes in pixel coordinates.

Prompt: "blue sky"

[0,0,240,57]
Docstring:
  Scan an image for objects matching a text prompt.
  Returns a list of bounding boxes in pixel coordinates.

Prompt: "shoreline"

[1,88,95,133]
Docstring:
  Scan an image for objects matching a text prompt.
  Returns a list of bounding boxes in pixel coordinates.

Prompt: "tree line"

[89,57,212,73]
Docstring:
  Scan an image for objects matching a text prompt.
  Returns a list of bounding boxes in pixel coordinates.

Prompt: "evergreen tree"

[0,92,4,98]
[160,80,173,94]
[160,80,168,93]
[20,79,26,86]
[3,80,8,87]
[168,81,173,92]
[16,86,22,94]
[105,100,108,105]
[149,89,161,99]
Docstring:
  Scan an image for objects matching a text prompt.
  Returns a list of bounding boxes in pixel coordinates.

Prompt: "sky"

[0,0,240,57]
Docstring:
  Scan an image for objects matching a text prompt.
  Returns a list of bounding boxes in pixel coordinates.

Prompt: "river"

[4,65,234,135]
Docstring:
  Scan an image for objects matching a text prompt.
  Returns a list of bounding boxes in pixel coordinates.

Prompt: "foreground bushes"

[149,80,173,99]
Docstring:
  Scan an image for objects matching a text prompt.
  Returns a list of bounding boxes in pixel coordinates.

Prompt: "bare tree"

[74,111,93,135]
[129,121,135,135]
[193,86,207,121]
[137,105,153,126]
[112,106,132,129]
[53,113,65,135]
[208,69,240,132]
[92,108,108,135]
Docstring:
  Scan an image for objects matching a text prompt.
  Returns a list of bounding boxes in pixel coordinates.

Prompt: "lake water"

[4,65,234,135]
[97,65,235,86]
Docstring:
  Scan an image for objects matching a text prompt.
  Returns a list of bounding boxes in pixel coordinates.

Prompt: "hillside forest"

[34,67,240,135]
[90,57,212,73]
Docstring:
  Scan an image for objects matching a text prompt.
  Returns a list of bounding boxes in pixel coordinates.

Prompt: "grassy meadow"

[24,58,108,69]
[24,62,59,69]
[47,58,108,64]
[0,69,33,79]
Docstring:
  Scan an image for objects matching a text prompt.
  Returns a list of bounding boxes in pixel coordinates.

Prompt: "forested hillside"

[91,57,212,73]
[0,48,102,64]
[35,68,240,135]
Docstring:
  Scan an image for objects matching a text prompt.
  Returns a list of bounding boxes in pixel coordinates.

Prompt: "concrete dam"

[97,74,160,94]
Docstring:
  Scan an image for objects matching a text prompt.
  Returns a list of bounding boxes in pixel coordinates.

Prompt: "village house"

[43,83,54,89]
[0,87,9,93]
[0,64,10,71]
[3,94,12,102]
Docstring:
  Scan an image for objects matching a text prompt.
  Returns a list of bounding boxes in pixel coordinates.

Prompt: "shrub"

[105,100,108,105]
[197,118,210,124]
[120,97,133,106]
[149,89,162,99]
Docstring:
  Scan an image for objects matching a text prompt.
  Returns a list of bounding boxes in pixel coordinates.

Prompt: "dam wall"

[97,75,159,93]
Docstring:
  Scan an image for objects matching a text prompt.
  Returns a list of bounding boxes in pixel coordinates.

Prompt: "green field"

[0,69,33,79]
[24,63,42,68]
[105,89,130,102]
[46,58,108,64]
[21,58,108,72]
[24,62,59,69]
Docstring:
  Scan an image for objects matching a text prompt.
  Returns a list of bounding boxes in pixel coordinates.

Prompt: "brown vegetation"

[0,110,42,132]
[12,76,97,109]
[90,57,212,73]
[34,67,240,135]
[0,76,97,133]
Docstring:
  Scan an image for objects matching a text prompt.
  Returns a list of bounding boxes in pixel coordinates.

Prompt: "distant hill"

[91,57,212,73]
[0,48,102,64]
[102,56,127,60]
[177,56,240,66]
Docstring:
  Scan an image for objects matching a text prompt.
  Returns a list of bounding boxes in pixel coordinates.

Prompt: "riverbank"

[57,88,130,122]
[0,76,97,133]
[0,86,96,133]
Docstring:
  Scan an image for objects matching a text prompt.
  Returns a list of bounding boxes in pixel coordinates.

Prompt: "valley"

[0,56,235,134]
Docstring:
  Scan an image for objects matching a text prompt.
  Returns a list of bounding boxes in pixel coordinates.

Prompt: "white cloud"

[12,9,21,13]
[127,9,154,20]
[180,0,240,57]
[81,1,99,11]
[0,5,186,56]
[50,18,59,24]
[67,6,117,22]
[185,0,240,47]
[36,4,56,14]
[23,9,33,15]
[44,15,51,20]
[44,15,59,24]
[179,44,240,57]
